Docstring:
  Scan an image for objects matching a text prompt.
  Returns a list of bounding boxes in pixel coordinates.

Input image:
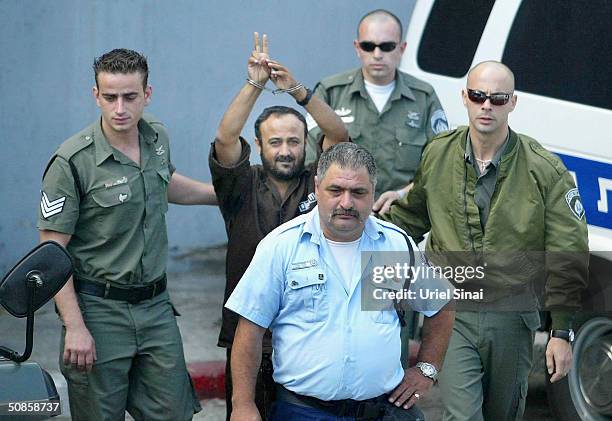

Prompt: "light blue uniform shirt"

[225,206,448,401]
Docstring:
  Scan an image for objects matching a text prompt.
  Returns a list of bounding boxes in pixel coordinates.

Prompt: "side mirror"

[0,241,73,362]
[0,241,72,317]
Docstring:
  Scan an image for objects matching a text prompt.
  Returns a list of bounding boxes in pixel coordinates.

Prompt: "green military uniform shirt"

[37,115,175,285]
[306,68,448,196]
[464,132,509,228]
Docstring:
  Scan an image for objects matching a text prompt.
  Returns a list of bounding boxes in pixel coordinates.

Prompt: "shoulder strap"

[394,232,415,327]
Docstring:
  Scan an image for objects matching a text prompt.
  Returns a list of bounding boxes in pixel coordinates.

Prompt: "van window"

[417,0,495,78]
[503,0,611,110]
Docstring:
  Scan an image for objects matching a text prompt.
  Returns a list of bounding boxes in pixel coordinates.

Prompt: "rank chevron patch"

[40,192,66,218]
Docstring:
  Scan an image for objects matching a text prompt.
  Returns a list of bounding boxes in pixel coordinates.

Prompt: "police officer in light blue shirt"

[226,143,455,421]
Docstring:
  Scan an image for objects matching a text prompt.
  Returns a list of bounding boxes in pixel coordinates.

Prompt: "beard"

[261,152,305,181]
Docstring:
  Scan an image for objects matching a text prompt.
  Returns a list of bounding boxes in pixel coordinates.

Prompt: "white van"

[400,1,611,420]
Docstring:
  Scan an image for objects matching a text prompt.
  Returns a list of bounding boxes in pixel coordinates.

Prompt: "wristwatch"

[296,87,313,107]
[550,329,575,342]
[415,362,438,381]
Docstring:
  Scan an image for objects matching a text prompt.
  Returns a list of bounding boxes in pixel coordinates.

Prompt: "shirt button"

[344,356,349,362]
[398,142,403,146]
[85,136,91,140]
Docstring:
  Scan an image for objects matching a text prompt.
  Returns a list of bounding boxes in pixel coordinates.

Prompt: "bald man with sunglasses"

[383,61,589,420]
[306,9,449,216]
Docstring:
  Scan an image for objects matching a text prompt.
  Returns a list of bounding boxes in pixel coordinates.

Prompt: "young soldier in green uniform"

[384,61,589,420]
[306,9,449,215]
[37,49,217,421]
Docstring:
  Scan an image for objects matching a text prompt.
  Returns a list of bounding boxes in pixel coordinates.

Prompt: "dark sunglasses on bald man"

[358,41,398,52]
[467,89,512,106]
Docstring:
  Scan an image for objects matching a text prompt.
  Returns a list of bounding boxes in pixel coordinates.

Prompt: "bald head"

[463,61,517,138]
[357,9,403,40]
[467,61,515,92]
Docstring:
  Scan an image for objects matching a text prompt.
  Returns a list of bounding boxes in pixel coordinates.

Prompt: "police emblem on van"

[565,188,585,220]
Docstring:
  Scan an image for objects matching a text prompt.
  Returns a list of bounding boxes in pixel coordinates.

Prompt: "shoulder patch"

[565,188,585,220]
[430,109,449,135]
[40,191,66,219]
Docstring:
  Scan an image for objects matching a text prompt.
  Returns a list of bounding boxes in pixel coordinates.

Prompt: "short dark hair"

[357,9,403,41]
[254,106,308,141]
[317,142,377,187]
[93,48,149,89]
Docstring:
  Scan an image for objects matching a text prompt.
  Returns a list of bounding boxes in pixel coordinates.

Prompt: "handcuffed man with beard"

[208,33,348,420]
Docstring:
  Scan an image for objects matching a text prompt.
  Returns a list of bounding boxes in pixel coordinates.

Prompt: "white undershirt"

[365,79,395,113]
[325,236,361,290]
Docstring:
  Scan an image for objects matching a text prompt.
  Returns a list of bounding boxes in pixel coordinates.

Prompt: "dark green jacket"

[387,126,588,323]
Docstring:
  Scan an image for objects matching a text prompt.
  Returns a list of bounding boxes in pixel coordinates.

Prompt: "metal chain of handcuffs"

[246,77,304,95]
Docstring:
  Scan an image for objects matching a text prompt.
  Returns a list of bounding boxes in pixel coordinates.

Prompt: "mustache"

[275,155,294,163]
[332,208,359,218]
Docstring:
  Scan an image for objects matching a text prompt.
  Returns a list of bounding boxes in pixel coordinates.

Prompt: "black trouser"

[274,385,425,420]
[225,348,275,421]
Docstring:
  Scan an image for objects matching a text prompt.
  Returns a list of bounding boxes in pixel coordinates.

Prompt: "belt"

[74,275,167,304]
[275,385,385,420]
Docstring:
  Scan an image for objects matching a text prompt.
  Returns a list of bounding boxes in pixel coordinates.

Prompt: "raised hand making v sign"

[211,33,347,421]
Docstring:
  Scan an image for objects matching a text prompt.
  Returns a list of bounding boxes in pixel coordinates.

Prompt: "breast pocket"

[90,184,134,236]
[365,276,401,325]
[285,271,329,323]
[393,127,427,174]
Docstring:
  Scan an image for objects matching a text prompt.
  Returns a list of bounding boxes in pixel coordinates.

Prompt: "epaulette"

[524,136,566,176]
[42,127,94,197]
[54,126,95,161]
[268,213,311,238]
[141,113,169,143]
[398,71,436,95]
[432,127,459,141]
[375,217,411,239]
[317,68,361,89]
[142,113,164,128]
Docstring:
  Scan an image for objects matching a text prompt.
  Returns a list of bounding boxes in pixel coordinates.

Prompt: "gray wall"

[0,0,414,272]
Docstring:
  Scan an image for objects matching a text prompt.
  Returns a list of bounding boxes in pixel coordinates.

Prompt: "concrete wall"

[0,0,414,272]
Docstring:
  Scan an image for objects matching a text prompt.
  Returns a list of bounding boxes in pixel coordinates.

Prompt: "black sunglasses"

[358,41,398,52]
[467,89,512,106]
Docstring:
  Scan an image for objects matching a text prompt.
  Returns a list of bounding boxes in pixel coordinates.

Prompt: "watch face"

[422,365,434,375]
[417,362,437,378]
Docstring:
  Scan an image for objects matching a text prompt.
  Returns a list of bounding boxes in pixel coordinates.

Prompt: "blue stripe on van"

[557,153,612,230]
